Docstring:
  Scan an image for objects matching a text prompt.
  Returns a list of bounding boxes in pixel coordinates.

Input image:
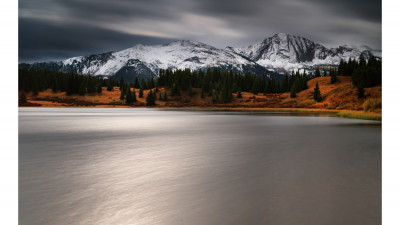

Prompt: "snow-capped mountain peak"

[20,33,381,79]
[228,33,381,71]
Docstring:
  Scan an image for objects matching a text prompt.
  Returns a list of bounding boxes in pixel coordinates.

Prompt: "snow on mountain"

[229,33,381,71]
[20,33,381,78]
[59,40,257,77]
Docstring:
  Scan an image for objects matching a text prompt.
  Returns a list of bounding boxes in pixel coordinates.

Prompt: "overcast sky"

[19,0,381,63]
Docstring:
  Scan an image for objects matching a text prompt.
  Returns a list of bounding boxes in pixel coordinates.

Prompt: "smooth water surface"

[19,108,381,225]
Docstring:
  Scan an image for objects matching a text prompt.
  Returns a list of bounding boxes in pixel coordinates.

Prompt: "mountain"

[19,33,381,80]
[228,33,381,71]
[20,40,279,82]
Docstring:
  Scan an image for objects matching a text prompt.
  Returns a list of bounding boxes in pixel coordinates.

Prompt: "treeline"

[19,68,313,104]
[118,77,158,106]
[19,69,107,95]
[157,68,311,103]
[18,69,157,96]
[338,56,381,88]
[19,56,381,105]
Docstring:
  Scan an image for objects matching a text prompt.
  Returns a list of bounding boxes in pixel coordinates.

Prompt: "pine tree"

[315,67,321,77]
[159,92,163,101]
[107,79,113,91]
[134,76,140,89]
[313,82,322,102]
[330,71,337,84]
[251,79,259,95]
[357,85,365,99]
[120,86,125,100]
[79,82,86,96]
[141,78,147,90]
[19,92,27,104]
[125,88,133,104]
[97,83,102,93]
[139,87,144,98]
[200,85,205,98]
[163,92,168,101]
[119,77,125,89]
[290,85,297,98]
[212,91,218,103]
[146,90,156,106]
[237,89,242,98]
[132,89,137,102]
[188,85,195,96]
[171,84,180,96]
[208,82,213,96]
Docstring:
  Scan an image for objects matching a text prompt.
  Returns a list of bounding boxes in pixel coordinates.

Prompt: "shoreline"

[18,106,381,121]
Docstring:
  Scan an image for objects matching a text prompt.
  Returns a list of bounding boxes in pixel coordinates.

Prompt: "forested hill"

[19,55,381,115]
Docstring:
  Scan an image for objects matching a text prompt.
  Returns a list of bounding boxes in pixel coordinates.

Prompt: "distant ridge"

[19,33,381,80]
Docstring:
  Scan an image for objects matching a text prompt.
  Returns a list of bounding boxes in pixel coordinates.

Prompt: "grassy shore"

[336,110,382,121]
[158,107,381,121]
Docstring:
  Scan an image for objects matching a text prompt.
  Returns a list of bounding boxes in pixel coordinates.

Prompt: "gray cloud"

[19,0,381,62]
[18,18,177,63]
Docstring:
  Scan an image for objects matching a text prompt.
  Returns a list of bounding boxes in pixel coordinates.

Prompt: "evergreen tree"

[97,83,102,93]
[313,82,322,102]
[107,79,113,91]
[359,54,367,68]
[212,91,218,103]
[125,88,133,104]
[283,74,289,92]
[237,89,242,98]
[208,82,213,97]
[163,92,168,101]
[134,76,140,89]
[149,78,155,89]
[119,77,125,89]
[330,71,337,84]
[79,82,86,96]
[357,86,365,99]
[290,85,297,98]
[120,87,125,100]
[315,67,321,77]
[141,78,147,90]
[132,89,137,102]
[251,79,260,94]
[188,85,196,96]
[139,87,144,98]
[146,90,156,106]
[171,83,180,96]
[159,92,163,101]
[19,92,27,103]
[200,85,205,98]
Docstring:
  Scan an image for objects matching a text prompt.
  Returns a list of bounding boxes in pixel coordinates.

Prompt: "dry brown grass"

[20,76,381,115]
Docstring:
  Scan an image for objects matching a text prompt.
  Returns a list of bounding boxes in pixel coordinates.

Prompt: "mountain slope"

[228,33,381,71]
[21,40,279,80]
[20,33,381,78]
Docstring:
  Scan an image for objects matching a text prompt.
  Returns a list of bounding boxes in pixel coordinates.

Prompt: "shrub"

[304,99,316,107]
[363,98,381,112]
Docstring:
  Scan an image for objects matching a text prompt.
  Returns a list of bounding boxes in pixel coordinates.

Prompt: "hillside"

[20,76,381,115]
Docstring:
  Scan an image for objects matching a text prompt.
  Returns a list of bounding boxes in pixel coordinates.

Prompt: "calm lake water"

[19,108,381,225]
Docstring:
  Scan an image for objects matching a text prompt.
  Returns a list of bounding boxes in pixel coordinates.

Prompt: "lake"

[19,108,381,225]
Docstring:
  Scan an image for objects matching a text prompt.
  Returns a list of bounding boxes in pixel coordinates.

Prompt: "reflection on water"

[19,108,381,225]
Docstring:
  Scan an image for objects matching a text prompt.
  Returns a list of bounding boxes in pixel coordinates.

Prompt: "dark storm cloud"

[18,18,176,63]
[306,0,381,22]
[19,0,381,62]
